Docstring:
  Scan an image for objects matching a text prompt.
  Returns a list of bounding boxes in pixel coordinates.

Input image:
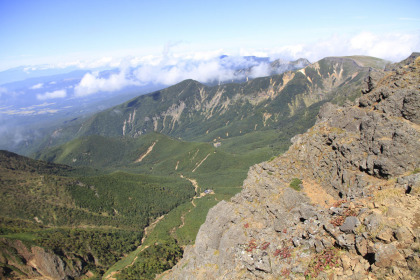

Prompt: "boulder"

[339,216,360,234]
[395,226,414,244]
[374,243,405,268]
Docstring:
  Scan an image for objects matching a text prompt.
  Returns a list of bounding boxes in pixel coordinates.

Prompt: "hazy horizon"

[1,0,419,73]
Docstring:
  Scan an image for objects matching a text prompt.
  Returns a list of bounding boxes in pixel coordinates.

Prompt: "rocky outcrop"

[162,57,420,279]
[0,238,83,280]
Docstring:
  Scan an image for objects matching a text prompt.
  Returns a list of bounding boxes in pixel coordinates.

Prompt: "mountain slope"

[0,150,194,279]
[25,55,391,279]
[161,56,420,279]
[34,131,289,228]
[39,56,384,153]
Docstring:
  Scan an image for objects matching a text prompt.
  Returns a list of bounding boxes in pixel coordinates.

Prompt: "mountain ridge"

[37,55,383,154]
[162,55,420,279]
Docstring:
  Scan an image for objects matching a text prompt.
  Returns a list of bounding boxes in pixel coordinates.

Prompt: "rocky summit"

[162,56,420,279]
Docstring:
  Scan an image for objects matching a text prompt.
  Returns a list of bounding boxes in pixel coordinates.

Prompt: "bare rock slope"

[162,56,420,279]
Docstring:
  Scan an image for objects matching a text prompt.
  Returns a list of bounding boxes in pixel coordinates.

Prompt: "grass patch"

[103,245,145,279]
[143,202,193,246]
[175,196,219,245]
[374,188,404,205]
[0,232,38,242]
[289,178,302,191]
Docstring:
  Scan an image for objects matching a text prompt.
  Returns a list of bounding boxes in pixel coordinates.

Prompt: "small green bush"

[289,178,302,191]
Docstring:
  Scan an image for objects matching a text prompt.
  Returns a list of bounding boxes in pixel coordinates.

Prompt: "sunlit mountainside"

[1,1,419,279]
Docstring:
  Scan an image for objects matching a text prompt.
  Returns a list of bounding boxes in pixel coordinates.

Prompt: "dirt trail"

[105,271,117,280]
[135,141,157,163]
[177,175,209,229]
[104,214,165,280]
[106,175,207,279]
[141,214,165,244]
[127,244,150,267]
[192,152,212,172]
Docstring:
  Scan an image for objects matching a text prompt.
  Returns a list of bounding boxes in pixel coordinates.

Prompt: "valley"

[0,55,399,279]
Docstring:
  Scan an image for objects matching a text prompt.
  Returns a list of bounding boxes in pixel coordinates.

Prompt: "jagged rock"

[292,237,301,247]
[364,213,383,232]
[397,173,420,193]
[314,239,325,253]
[321,238,333,249]
[355,236,368,256]
[337,233,355,251]
[374,243,405,268]
[0,238,82,280]
[298,204,317,221]
[339,216,360,234]
[163,56,420,280]
[324,223,340,240]
[376,227,395,243]
[406,255,420,274]
[30,247,73,280]
[402,91,420,123]
[254,252,271,273]
[395,226,414,244]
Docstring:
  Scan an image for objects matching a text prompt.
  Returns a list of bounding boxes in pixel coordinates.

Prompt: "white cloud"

[265,31,420,63]
[73,54,275,95]
[134,57,246,86]
[30,83,44,89]
[66,30,420,98]
[74,65,139,97]
[249,63,270,78]
[348,32,419,61]
[36,89,67,100]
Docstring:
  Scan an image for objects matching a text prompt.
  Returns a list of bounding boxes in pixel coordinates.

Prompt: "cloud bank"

[267,31,420,63]
[36,30,419,98]
[74,66,139,97]
[36,89,67,100]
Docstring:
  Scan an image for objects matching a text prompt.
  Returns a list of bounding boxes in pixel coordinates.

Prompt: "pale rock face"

[0,238,82,280]
[163,56,420,279]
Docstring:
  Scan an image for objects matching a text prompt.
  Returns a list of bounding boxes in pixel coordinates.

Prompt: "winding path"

[104,175,208,279]
[135,141,157,163]
[177,175,209,229]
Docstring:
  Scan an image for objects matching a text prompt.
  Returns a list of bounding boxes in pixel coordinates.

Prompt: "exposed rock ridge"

[0,238,83,279]
[162,57,420,279]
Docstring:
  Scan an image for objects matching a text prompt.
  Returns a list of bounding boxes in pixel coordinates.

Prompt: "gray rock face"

[374,243,405,268]
[0,238,82,280]
[339,216,360,234]
[163,56,420,279]
[31,247,77,280]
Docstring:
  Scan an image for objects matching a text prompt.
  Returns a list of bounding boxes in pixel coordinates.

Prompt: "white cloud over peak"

[36,89,67,100]
[133,56,256,86]
[66,30,419,98]
[249,63,270,78]
[267,31,420,63]
[349,32,419,61]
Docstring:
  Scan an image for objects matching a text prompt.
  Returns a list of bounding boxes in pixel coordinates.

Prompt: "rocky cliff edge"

[161,55,420,279]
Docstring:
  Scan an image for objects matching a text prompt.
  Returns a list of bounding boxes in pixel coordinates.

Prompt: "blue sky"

[1,0,420,70]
